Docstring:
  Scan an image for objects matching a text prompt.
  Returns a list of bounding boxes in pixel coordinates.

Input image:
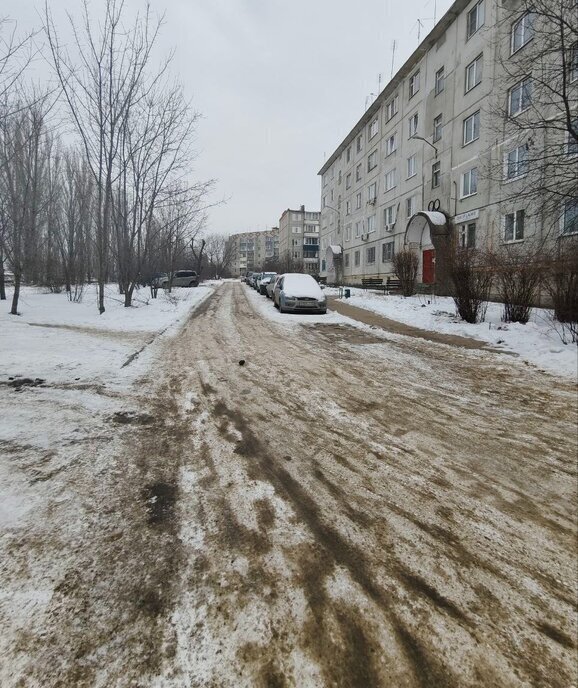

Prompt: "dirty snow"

[325,288,578,379]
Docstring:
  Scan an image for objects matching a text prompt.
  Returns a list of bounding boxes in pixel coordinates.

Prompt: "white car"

[273,273,327,314]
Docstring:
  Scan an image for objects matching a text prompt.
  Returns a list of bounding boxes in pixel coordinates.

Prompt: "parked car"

[257,272,277,295]
[273,273,327,314]
[266,275,281,299]
[251,272,262,289]
[156,270,199,288]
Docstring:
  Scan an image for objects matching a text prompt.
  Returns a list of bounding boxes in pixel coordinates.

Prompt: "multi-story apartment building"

[226,228,279,278]
[318,0,578,288]
[278,205,321,275]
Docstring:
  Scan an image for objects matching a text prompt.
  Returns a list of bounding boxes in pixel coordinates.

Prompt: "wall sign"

[454,209,480,223]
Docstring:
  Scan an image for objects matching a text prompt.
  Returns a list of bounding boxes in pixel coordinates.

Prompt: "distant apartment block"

[226,228,279,277]
[318,0,578,287]
[278,205,321,275]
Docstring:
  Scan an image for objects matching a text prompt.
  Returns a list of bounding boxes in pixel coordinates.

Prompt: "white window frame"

[435,66,445,95]
[355,221,362,238]
[354,250,360,267]
[503,210,525,242]
[367,150,378,172]
[432,160,441,188]
[367,215,376,234]
[385,169,396,192]
[433,114,443,143]
[386,133,397,156]
[508,77,532,117]
[384,204,397,229]
[466,0,485,40]
[346,173,351,189]
[345,224,351,242]
[407,154,417,179]
[408,113,419,138]
[459,222,476,247]
[511,12,534,55]
[465,54,483,92]
[505,145,529,180]
[409,70,420,99]
[461,167,478,197]
[386,95,399,122]
[561,198,578,235]
[369,118,379,139]
[356,163,362,182]
[356,192,362,209]
[367,182,377,203]
[345,200,351,215]
[406,196,416,217]
[356,134,363,153]
[463,111,480,145]
[366,246,376,264]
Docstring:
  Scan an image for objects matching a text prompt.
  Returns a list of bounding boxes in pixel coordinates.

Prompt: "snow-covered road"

[1,281,576,687]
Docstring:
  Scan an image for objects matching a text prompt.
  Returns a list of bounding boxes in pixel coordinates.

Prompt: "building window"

[356,192,362,209]
[355,221,362,237]
[386,95,399,121]
[504,210,525,241]
[344,253,350,267]
[432,160,441,188]
[386,133,397,156]
[571,43,578,83]
[367,150,378,172]
[505,145,528,179]
[382,241,395,262]
[467,0,485,40]
[367,216,376,235]
[338,170,342,185]
[346,173,352,189]
[463,111,480,145]
[354,250,360,267]
[330,189,334,202]
[292,212,301,220]
[566,119,578,156]
[384,204,396,228]
[367,182,377,202]
[385,169,396,191]
[345,224,351,241]
[369,118,379,139]
[508,77,532,116]
[409,70,420,98]
[346,200,351,215]
[406,196,416,217]
[511,12,534,54]
[407,154,417,178]
[459,222,476,247]
[366,246,376,264]
[461,167,478,197]
[433,113,443,142]
[346,146,352,163]
[356,163,362,182]
[562,199,578,234]
[465,54,483,92]
[292,226,301,233]
[435,67,445,95]
[408,113,419,138]
[356,134,363,153]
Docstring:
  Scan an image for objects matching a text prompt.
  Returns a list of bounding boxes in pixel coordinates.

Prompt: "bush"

[546,243,578,342]
[393,249,419,297]
[489,244,545,324]
[448,243,493,324]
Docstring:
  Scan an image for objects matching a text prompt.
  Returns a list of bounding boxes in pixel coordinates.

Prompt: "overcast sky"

[5,0,453,236]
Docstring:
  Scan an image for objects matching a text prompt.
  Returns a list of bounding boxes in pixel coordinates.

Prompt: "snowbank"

[325,287,577,379]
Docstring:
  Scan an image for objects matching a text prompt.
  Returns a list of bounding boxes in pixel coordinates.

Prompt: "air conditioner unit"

[367,198,376,205]
[361,233,368,241]
[385,223,396,232]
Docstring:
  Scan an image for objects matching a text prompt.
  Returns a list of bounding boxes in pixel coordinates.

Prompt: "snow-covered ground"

[324,287,577,379]
[0,283,215,386]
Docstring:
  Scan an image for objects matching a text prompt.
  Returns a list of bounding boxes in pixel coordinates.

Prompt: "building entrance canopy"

[404,211,448,248]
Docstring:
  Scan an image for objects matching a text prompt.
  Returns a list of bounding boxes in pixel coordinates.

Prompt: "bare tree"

[203,233,234,278]
[44,0,169,313]
[488,0,578,237]
[0,100,50,314]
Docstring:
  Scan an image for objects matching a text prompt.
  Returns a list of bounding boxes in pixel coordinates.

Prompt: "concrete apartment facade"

[318,0,578,287]
[278,205,321,275]
[226,228,279,278]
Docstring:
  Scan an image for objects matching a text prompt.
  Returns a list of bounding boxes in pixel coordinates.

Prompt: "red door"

[422,249,435,284]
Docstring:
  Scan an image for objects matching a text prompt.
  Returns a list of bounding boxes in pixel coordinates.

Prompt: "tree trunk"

[0,256,5,301]
[10,273,21,315]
